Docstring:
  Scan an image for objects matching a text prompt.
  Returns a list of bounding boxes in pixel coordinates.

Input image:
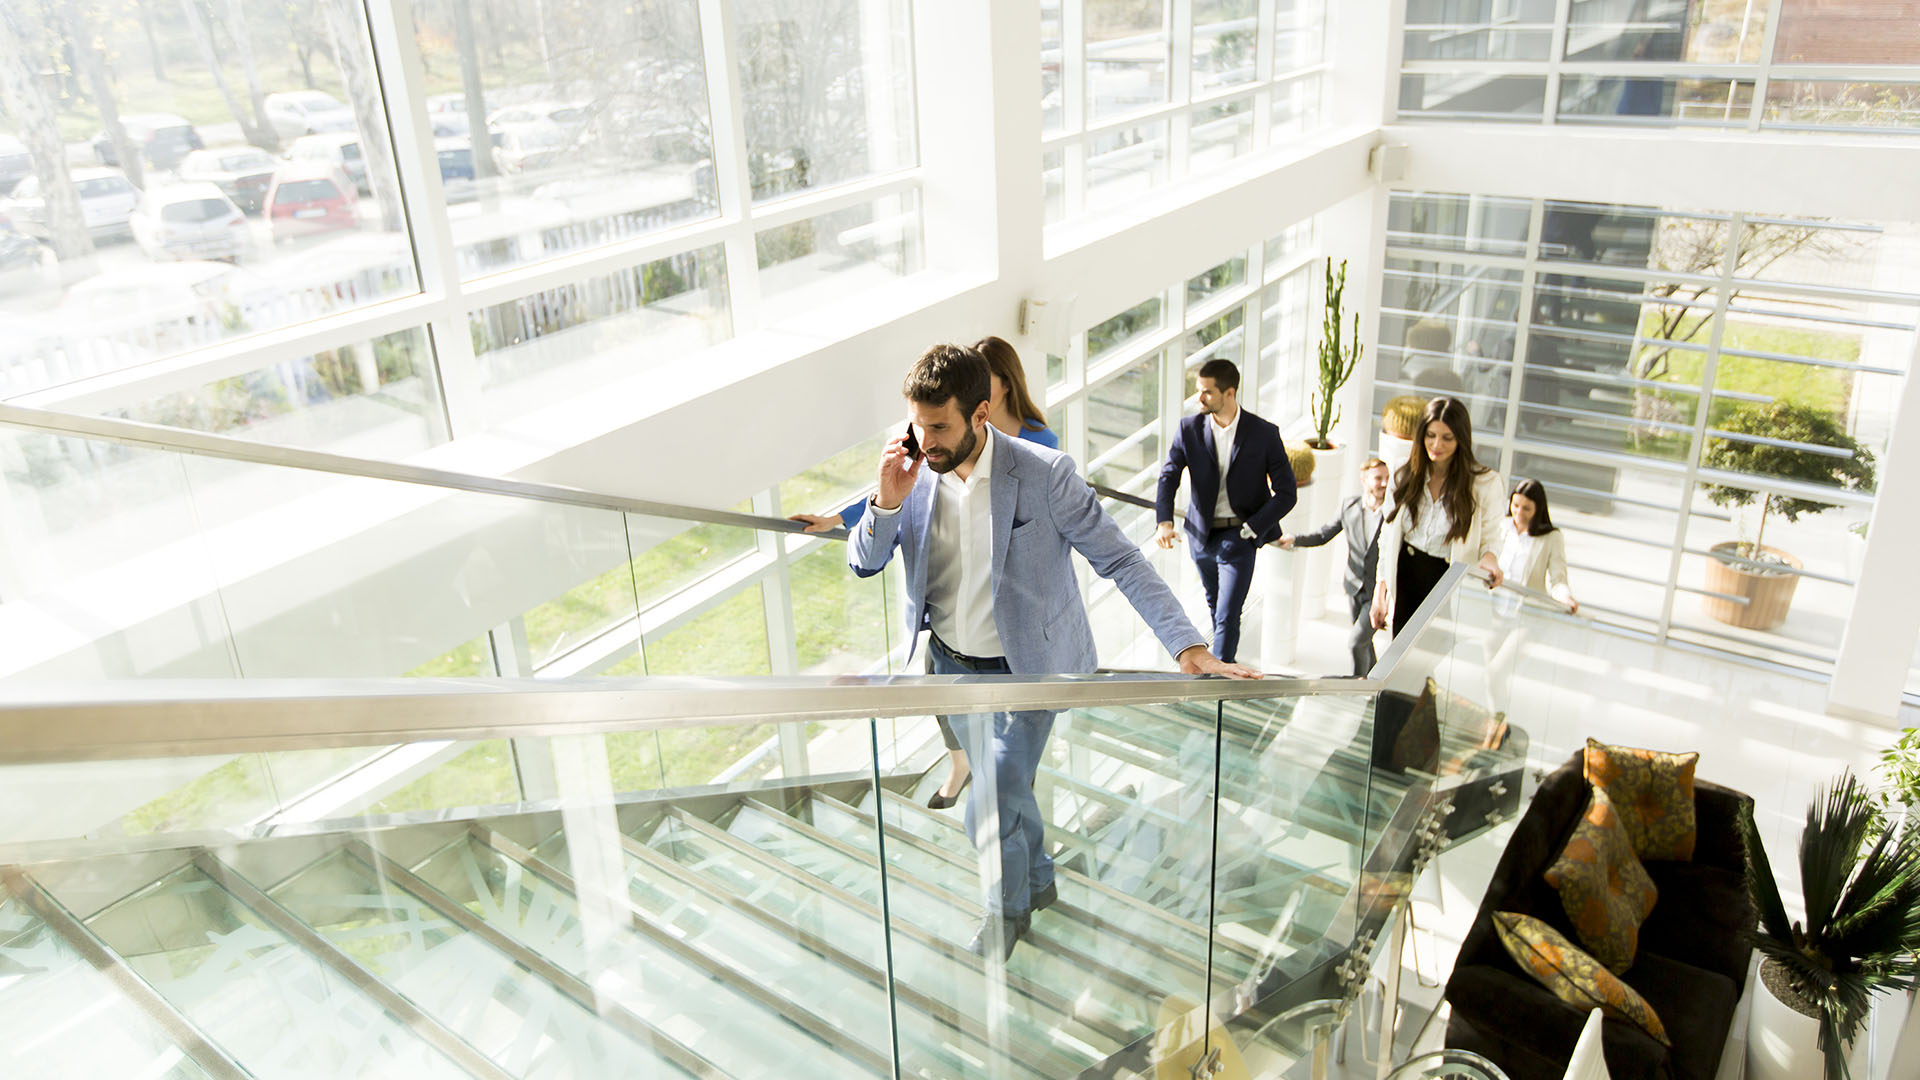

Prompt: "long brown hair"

[974,335,1048,432]
[1388,396,1491,542]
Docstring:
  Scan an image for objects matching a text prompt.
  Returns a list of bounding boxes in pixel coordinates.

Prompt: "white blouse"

[1377,467,1507,602]
[1497,520,1574,605]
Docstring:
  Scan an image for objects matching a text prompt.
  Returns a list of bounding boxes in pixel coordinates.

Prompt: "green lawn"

[1632,312,1859,456]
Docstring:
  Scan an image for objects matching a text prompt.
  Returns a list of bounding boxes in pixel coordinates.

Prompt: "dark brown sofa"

[1444,752,1756,1080]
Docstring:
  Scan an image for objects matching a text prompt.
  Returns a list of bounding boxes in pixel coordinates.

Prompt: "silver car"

[129,183,249,263]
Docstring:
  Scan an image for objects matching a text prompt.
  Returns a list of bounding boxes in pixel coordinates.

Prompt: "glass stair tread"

[637,810,1109,1075]
[84,864,479,1079]
[268,845,694,1080]
[401,830,866,1080]
[0,891,214,1079]
[716,801,1160,1055]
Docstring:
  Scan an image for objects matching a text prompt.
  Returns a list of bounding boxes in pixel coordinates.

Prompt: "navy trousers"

[928,634,1055,917]
[1193,528,1258,663]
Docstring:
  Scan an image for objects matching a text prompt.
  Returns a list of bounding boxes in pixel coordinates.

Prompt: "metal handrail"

[0,670,1384,765]
[0,402,850,541]
[0,403,1160,540]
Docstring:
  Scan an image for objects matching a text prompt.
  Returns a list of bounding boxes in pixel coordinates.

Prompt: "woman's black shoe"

[927,772,971,810]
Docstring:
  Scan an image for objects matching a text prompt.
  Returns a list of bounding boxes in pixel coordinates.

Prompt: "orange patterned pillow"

[1493,911,1671,1047]
[1544,786,1657,973]
[1584,738,1699,861]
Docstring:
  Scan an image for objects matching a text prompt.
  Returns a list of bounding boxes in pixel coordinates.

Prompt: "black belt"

[1401,541,1448,564]
[1210,517,1247,530]
[931,633,1006,670]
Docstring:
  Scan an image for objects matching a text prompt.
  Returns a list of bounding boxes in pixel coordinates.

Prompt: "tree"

[1701,401,1875,561]
[178,0,277,150]
[317,0,402,231]
[0,3,92,260]
[65,2,144,190]
[1634,217,1851,384]
[222,0,281,152]
[133,0,166,81]
[450,0,497,179]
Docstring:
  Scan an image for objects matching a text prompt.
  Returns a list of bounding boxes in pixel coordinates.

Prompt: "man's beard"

[923,425,979,475]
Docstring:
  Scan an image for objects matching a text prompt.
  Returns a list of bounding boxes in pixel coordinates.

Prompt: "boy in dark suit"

[1153,359,1297,663]
[1281,456,1390,676]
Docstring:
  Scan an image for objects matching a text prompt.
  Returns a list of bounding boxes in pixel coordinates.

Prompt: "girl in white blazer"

[1496,478,1578,611]
[1371,397,1506,636]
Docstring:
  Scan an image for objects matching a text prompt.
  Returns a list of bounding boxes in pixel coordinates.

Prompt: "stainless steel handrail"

[0,402,850,540]
[0,670,1383,764]
[0,403,1163,540]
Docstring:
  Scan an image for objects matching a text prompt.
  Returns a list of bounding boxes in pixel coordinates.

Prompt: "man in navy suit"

[852,343,1255,960]
[1154,358,1298,663]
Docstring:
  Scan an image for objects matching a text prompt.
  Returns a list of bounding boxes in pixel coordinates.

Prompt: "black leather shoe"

[965,911,1030,961]
[927,772,971,810]
[1030,881,1058,913]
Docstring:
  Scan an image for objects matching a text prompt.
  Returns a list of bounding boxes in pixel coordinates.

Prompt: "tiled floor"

[1245,602,1913,1080]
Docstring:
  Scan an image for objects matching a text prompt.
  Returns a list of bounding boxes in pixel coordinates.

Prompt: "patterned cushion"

[1493,911,1672,1047]
[1584,738,1699,861]
[1544,786,1658,973]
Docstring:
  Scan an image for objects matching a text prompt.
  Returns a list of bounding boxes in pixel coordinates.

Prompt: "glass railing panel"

[1444,578,1598,771]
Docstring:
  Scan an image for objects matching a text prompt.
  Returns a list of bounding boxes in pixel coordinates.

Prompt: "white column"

[1829,326,1920,722]
[916,0,1036,280]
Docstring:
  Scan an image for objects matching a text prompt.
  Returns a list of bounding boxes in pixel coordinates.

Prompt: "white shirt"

[1496,520,1536,586]
[1397,482,1457,559]
[1207,409,1239,523]
[870,431,1004,657]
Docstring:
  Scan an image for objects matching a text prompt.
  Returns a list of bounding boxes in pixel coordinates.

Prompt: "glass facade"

[1377,191,1915,673]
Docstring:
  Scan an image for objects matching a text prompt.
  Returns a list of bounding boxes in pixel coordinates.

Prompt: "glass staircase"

[0,403,1590,1079]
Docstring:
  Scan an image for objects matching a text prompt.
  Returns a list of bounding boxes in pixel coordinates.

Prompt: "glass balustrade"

[0,557,1543,1079]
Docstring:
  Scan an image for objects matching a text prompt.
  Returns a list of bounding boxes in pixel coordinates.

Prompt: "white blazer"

[1376,467,1507,602]
[1499,522,1574,606]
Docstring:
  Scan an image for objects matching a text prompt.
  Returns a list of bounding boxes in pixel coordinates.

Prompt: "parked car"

[130,183,249,262]
[1,168,140,240]
[264,162,358,242]
[286,132,368,195]
[435,138,478,204]
[91,113,203,170]
[0,135,31,195]
[0,226,57,296]
[491,123,571,175]
[177,147,279,214]
[264,90,356,139]
[487,101,591,131]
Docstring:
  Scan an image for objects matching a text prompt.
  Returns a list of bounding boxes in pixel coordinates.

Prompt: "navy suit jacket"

[1155,409,1297,546]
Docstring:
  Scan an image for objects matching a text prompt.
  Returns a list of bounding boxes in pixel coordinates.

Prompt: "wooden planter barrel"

[1701,541,1802,631]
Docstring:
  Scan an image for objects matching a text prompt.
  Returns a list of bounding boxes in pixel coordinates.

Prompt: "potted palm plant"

[1740,771,1920,1080]
[1699,401,1874,631]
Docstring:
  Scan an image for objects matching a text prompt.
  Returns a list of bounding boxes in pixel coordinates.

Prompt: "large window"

[1379,190,1917,672]
[1399,0,1920,133]
[1043,0,1329,225]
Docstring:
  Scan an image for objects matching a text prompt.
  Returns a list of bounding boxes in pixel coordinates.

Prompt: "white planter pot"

[1300,443,1348,617]
[1379,432,1414,474]
[1748,961,1864,1080]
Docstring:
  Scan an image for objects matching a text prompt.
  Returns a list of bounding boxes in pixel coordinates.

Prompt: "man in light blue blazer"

[851,343,1256,960]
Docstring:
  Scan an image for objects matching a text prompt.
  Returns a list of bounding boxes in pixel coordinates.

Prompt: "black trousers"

[1392,543,1450,636]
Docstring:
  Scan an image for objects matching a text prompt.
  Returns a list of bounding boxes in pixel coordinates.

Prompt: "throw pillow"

[1414,676,1508,755]
[1584,738,1699,861]
[1544,786,1657,973]
[1492,911,1672,1047]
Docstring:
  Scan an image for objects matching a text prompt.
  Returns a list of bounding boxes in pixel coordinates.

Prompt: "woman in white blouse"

[1497,478,1578,612]
[1369,397,1506,635]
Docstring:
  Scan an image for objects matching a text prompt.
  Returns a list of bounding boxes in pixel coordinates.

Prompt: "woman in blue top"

[788,335,1057,808]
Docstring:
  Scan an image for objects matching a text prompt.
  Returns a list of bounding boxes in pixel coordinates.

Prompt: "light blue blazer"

[850,426,1205,675]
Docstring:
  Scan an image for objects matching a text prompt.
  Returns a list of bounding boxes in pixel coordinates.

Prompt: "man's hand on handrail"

[1177,645,1261,679]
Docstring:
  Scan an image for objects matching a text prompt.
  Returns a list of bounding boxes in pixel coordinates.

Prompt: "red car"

[264,162,358,243]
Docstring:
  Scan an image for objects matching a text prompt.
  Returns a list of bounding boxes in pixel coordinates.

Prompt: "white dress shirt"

[1397,483,1457,559]
[1207,410,1239,523]
[869,431,1004,657]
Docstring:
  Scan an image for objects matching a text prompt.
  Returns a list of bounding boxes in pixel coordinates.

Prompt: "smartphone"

[902,422,921,460]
